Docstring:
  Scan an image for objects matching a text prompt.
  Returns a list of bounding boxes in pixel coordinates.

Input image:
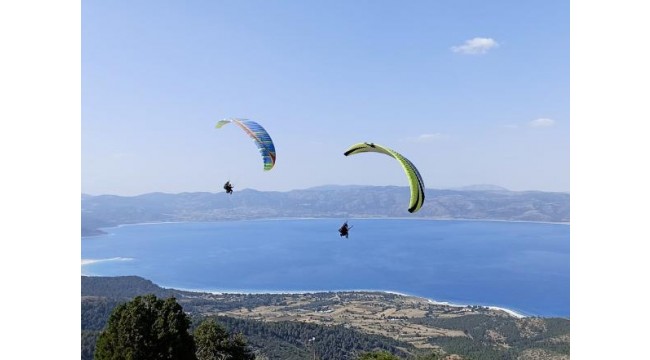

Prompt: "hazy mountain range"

[81,185,569,236]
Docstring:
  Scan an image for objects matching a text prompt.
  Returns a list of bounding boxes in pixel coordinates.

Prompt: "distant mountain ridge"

[81,185,569,236]
[448,184,511,191]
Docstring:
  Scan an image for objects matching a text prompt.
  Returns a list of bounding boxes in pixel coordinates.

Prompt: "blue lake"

[81,219,569,318]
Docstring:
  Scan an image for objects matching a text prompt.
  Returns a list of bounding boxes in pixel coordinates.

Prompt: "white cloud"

[529,118,556,128]
[404,133,448,143]
[451,37,499,55]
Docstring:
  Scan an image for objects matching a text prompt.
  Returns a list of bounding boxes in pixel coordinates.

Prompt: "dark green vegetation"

[81,186,569,235]
[88,294,255,360]
[410,315,570,359]
[199,316,412,360]
[82,276,569,359]
[194,318,255,360]
[94,295,196,359]
[358,351,402,359]
[82,275,180,299]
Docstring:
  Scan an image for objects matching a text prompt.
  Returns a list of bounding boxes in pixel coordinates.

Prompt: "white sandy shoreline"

[83,217,569,237]
[378,290,527,318]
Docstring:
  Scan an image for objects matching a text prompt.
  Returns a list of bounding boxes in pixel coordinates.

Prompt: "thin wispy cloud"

[404,133,448,143]
[529,118,555,128]
[451,37,499,55]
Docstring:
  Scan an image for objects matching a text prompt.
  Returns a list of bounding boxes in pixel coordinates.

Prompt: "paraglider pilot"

[338,221,352,238]
[224,181,234,194]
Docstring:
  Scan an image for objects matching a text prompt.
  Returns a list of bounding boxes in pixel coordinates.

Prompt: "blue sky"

[82,0,569,195]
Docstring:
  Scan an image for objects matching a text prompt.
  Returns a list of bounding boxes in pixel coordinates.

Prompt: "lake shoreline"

[81,272,531,319]
[82,217,569,238]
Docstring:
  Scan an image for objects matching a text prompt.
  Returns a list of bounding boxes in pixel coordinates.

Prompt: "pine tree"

[194,318,255,360]
[94,294,196,360]
[357,350,401,360]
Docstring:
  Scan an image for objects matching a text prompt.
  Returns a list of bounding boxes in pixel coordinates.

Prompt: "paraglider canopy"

[344,142,425,213]
[215,118,277,171]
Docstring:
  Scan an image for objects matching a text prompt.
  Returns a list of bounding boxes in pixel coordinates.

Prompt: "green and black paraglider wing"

[344,142,425,213]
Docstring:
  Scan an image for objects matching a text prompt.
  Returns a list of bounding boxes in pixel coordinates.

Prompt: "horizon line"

[82,184,571,197]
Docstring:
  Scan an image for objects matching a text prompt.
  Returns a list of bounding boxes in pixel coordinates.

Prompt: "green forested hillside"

[82,275,179,299]
[204,316,414,360]
[81,296,413,360]
[81,276,569,359]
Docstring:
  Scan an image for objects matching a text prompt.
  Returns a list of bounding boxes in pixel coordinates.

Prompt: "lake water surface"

[81,219,569,317]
